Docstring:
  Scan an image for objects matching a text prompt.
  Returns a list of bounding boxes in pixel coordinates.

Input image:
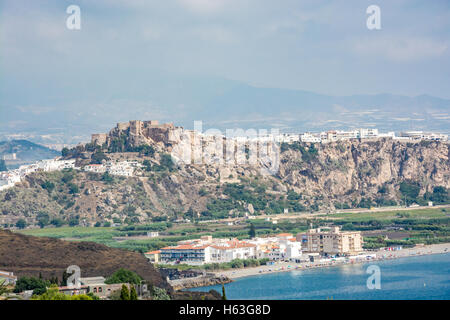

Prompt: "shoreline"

[211,243,450,281]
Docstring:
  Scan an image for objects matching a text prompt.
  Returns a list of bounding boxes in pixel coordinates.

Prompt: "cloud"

[178,0,229,14]
[352,36,448,62]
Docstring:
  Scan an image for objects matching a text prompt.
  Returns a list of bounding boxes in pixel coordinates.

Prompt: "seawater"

[189,253,450,299]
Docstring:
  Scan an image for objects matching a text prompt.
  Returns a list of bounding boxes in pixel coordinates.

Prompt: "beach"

[213,243,450,280]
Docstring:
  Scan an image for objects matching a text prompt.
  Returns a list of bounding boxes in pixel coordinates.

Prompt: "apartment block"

[301,227,363,256]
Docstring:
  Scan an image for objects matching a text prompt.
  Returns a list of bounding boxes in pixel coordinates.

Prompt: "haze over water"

[190,253,450,300]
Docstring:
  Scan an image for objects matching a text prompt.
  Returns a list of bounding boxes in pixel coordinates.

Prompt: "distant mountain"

[0,140,60,169]
[1,74,449,144]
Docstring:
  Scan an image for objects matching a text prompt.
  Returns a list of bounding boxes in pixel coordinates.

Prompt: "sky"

[1,0,449,100]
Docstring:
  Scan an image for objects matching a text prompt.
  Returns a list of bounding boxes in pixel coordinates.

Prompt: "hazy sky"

[1,0,450,100]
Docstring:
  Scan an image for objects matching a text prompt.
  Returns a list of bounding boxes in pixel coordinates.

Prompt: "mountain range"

[0,140,60,169]
[1,74,449,145]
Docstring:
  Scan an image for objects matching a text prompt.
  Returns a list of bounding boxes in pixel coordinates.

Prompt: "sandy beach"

[214,243,450,280]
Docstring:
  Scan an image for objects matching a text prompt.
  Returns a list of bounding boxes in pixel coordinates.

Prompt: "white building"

[279,133,300,143]
[159,234,302,265]
[300,132,322,143]
[399,131,448,141]
[83,164,106,174]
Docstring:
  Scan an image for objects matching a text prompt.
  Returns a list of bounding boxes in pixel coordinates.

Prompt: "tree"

[120,284,130,300]
[399,181,421,205]
[130,285,138,300]
[91,151,108,164]
[142,160,152,172]
[0,159,7,172]
[68,183,79,194]
[61,147,70,157]
[431,186,449,204]
[50,218,64,228]
[15,219,27,229]
[14,277,49,294]
[248,223,256,239]
[105,268,143,285]
[68,216,79,227]
[41,181,55,193]
[60,271,69,287]
[151,286,170,300]
[222,284,227,300]
[101,172,114,184]
[36,212,50,228]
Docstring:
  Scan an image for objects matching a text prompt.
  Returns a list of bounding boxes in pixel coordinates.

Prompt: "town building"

[0,270,17,285]
[300,227,363,256]
[159,234,303,265]
[399,131,448,141]
[145,250,161,263]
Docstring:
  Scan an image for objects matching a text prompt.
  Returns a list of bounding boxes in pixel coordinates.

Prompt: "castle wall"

[91,133,107,146]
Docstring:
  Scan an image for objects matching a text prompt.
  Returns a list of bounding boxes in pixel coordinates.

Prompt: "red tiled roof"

[161,244,209,250]
[145,250,161,255]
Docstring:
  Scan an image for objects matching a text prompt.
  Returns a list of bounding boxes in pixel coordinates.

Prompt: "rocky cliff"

[0,138,448,227]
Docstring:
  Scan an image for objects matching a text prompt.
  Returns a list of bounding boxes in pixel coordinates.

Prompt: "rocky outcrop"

[277,139,449,205]
[1,138,448,226]
[169,275,232,290]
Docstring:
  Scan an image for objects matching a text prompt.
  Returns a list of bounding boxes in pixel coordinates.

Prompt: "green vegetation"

[151,286,171,300]
[0,280,11,295]
[280,142,318,162]
[130,285,138,300]
[31,285,95,300]
[91,151,109,164]
[15,219,27,229]
[201,182,308,219]
[248,223,256,238]
[14,277,50,295]
[398,181,449,206]
[328,208,450,249]
[105,268,143,285]
[119,284,130,300]
[16,207,450,253]
[399,181,421,205]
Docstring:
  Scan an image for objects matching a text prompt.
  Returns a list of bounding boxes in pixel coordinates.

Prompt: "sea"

[189,253,450,299]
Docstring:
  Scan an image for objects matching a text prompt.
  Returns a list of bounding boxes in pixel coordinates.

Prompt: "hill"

[0,229,169,288]
[0,137,448,229]
[0,140,60,169]
[0,229,220,299]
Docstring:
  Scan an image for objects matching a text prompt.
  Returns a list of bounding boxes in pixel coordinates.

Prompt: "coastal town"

[147,227,362,266]
[143,228,450,291]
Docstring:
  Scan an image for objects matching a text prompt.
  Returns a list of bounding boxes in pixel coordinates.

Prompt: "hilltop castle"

[91,120,181,148]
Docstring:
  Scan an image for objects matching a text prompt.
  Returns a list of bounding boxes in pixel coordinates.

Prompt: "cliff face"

[0,139,448,227]
[278,139,449,203]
